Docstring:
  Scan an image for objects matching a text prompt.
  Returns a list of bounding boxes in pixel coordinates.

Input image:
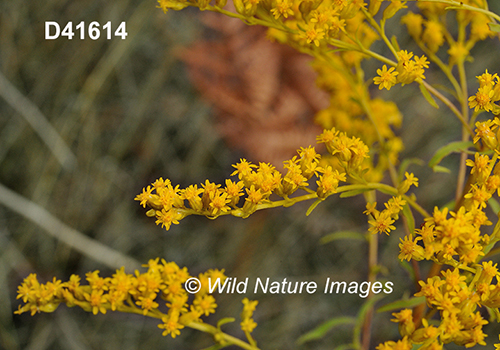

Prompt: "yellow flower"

[181,184,204,211]
[398,234,424,261]
[135,186,154,208]
[368,211,396,235]
[155,208,181,230]
[224,179,244,207]
[391,309,415,337]
[473,119,498,147]
[477,70,498,89]
[471,13,495,41]
[398,172,418,194]
[193,294,217,316]
[240,318,258,333]
[137,293,159,315]
[231,159,257,178]
[301,23,325,47]
[209,191,231,216]
[158,315,185,338]
[422,20,444,53]
[84,289,109,315]
[271,0,294,19]
[373,65,398,90]
[448,42,469,65]
[468,86,494,112]
[401,12,423,38]
[316,166,346,199]
[466,153,491,182]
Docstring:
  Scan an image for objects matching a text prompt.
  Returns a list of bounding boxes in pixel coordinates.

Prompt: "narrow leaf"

[377,296,426,313]
[488,22,500,33]
[428,141,474,168]
[402,203,415,234]
[306,199,323,216]
[377,186,397,196]
[217,317,235,329]
[339,188,370,198]
[484,247,500,260]
[353,294,385,347]
[432,165,451,173]
[488,197,500,215]
[320,231,366,244]
[296,316,356,344]
[391,35,400,51]
[419,83,439,109]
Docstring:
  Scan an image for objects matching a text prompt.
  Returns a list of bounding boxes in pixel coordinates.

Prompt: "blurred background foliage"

[1,0,500,349]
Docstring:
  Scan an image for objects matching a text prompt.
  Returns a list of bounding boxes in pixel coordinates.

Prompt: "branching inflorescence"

[15,0,500,349]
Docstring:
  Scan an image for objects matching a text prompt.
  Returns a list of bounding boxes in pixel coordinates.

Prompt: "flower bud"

[368,0,382,16]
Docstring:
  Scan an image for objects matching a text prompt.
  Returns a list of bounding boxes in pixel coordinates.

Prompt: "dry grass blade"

[0,71,77,170]
[0,182,140,270]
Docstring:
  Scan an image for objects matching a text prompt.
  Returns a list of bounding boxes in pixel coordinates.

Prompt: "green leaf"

[377,186,397,196]
[306,199,322,216]
[428,141,474,169]
[320,231,366,244]
[488,197,500,215]
[296,316,356,344]
[432,165,451,173]
[377,296,426,313]
[488,22,500,33]
[402,203,415,234]
[419,83,439,109]
[391,35,400,52]
[484,247,500,260]
[353,294,385,347]
[217,317,235,329]
[339,188,371,198]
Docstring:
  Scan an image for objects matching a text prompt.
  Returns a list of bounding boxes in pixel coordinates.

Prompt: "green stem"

[455,46,470,205]
[187,321,260,350]
[117,305,259,349]
[416,42,462,102]
[206,5,294,33]
[361,190,378,350]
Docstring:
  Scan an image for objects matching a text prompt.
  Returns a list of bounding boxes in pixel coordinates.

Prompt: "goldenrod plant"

[14,0,500,349]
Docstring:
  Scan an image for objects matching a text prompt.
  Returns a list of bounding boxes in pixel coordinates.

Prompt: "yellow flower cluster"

[136,128,372,230]
[469,71,500,114]
[15,259,226,339]
[389,260,500,349]
[240,298,258,333]
[385,255,500,349]
[312,55,403,182]
[385,120,500,348]
[158,0,379,54]
[374,50,429,91]
[387,265,492,348]
[364,199,402,236]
